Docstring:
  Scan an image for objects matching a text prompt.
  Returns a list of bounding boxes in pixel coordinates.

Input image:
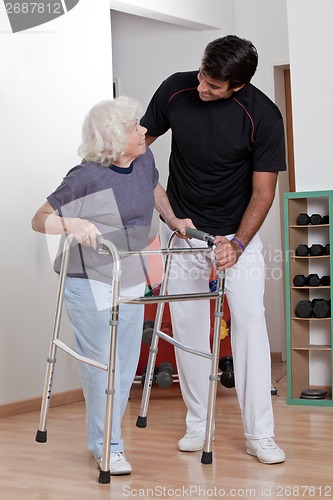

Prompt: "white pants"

[160,222,274,439]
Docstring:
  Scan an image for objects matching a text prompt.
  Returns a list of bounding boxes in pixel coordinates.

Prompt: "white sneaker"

[177,430,206,452]
[96,452,132,475]
[246,437,285,464]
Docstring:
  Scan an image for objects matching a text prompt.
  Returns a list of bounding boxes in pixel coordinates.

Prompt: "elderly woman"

[32,96,193,476]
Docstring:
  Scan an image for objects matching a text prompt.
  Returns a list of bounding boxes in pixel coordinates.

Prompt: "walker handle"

[185,228,215,245]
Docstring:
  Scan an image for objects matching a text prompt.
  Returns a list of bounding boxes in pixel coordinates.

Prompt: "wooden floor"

[1,364,332,499]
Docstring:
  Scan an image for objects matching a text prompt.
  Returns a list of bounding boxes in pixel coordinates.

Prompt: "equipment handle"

[185,228,215,245]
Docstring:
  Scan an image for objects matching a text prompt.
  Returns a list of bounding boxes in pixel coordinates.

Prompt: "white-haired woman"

[32,96,194,476]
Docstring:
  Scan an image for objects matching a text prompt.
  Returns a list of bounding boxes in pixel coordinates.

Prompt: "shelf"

[291,255,330,259]
[289,224,329,228]
[292,317,331,321]
[291,286,330,290]
[284,190,333,406]
[292,345,331,351]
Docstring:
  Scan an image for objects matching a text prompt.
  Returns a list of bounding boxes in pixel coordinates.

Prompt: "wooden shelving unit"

[284,190,333,406]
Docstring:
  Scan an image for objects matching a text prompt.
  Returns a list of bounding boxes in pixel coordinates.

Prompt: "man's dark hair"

[201,35,258,89]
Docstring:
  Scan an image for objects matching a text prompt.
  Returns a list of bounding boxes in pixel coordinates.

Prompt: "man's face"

[197,68,243,101]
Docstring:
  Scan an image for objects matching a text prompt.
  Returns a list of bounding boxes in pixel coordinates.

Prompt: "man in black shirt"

[142,35,286,464]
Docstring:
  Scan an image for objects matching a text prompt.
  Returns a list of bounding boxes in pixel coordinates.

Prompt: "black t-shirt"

[141,71,286,235]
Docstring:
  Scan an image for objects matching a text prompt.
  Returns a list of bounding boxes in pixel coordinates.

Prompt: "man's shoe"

[246,437,285,464]
[177,430,205,452]
[96,452,132,475]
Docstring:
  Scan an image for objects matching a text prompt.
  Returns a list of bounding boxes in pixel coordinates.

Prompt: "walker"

[35,228,226,484]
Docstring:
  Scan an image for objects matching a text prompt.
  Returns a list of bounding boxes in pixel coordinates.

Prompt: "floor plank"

[0,364,332,499]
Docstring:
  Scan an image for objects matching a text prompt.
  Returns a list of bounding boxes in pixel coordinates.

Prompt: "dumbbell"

[295,299,331,318]
[293,274,330,287]
[320,275,331,286]
[295,244,328,256]
[142,319,154,345]
[219,356,235,388]
[156,361,175,388]
[141,365,158,386]
[312,299,331,318]
[295,300,313,318]
[296,213,329,225]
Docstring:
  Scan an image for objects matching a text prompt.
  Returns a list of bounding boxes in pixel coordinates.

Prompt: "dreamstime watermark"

[3,0,80,33]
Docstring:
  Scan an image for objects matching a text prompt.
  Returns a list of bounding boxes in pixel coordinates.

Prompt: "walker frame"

[35,228,225,484]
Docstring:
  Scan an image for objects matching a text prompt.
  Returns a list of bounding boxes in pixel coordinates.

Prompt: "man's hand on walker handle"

[167,216,196,238]
[214,235,243,270]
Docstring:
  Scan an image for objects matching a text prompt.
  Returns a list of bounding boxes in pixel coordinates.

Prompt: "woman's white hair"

[78,96,143,167]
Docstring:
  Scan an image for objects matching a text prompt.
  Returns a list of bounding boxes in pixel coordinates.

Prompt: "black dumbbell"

[322,215,329,224]
[156,361,175,388]
[296,213,311,225]
[219,356,235,388]
[293,275,309,287]
[308,274,321,286]
[312,299,331,318]
[142,319,154,345]
[141,365,158,386]
[320,275,330,286]
[293,274,322,287]
[295,300,313,318]
[310,214,323,225]
[295,244,329,256]
[295,244,309,256]
[309,244,325,256]
[296,213,323,225]
[293,274,330,287]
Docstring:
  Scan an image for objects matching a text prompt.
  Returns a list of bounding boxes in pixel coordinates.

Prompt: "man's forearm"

[153,183,178,227]
[232,171,278,251]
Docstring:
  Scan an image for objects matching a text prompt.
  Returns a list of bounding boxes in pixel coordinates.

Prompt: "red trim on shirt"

[233,98,255,143]
[168,87,197,102]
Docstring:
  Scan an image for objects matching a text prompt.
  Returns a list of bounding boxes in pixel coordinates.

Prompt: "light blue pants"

[64,277,144,459]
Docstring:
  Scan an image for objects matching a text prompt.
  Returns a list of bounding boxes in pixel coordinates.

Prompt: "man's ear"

[233,83,246,92]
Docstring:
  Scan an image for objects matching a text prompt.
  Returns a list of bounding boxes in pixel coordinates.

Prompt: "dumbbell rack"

[284,190,333,406]
[35,229,225,484]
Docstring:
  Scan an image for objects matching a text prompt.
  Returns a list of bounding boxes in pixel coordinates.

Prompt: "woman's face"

[123,120,147,160]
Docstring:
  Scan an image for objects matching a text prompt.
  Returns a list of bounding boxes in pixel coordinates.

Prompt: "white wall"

[3,0,317,406]
[110,0,227,30]
[0,0,113,404]
[111,1,290,355]
[233,0,289,356]
[286,0,333,386]
[287,0,333,191]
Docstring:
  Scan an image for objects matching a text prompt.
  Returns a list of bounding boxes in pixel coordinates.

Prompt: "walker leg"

[98,272,121,484]
[201,271,225,465]
[35,236,74,443]
[136,251,173,428]
[136,300,164,428]
[35,351,57,443]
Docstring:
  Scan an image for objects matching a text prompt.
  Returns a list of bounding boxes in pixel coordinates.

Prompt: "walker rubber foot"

[35,430,47,443]
[136,415,147,428]
[98,470,110,484]
[201,451,213,464]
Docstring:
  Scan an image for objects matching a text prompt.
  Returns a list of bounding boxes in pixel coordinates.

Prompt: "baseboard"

[1,355,283,418]
[271,352,282,363]
[0,388,84,419]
